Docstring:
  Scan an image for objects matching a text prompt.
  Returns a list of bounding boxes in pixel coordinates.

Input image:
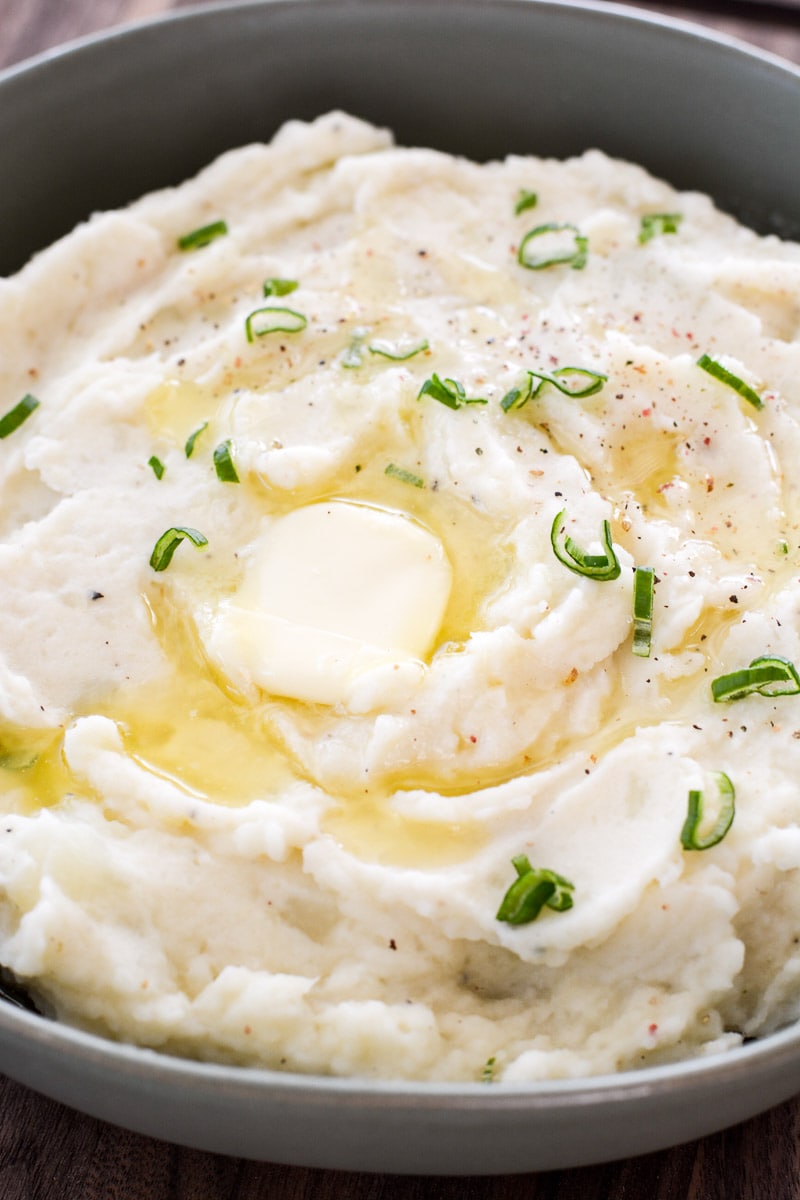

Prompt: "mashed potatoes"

[0,112,799,1081]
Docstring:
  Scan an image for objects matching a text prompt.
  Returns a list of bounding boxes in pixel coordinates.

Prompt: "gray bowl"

[1,0,799,1174]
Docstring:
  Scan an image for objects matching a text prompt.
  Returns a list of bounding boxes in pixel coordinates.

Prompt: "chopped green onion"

[550,508,621,581]
[500,380,532,413]
[500,367,606,413]
[418,374,487,409]
[514,189,538,216]
[184,422,208,458]
[518,223,588,270]
[0,394,39,439]
[546,367,607,397]
[177,220,228,251]
[496,854,574,926]
[632,566,655,657]
[481,1056,497,1083]
[385,463,424,488]
[342,327,369,369]
[711,655,800,702]
[245,306,307,343]
[680,772,735,851]
[639,212,683,244]
[149,526,208,572]
[697,354,764,411]
[263,277,298,298]
[213,439,239,483]
[529,366,606,401]
[148,455,166,480]
[368,338,429,361]
[0,747,38,771]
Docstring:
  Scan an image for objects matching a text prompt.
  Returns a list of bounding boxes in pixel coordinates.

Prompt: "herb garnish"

[680,773,735,851]
[385,463,424,488]
[245,306,307,342]
[213,439,240,483]
[418,374,487,409]
[177,220,228,251]
[639,213,683,244]
[697,354,764,411]
[501,367,606,412]
[185,422,208,458]
[148,455,166,480]
[0,394,39,439]
[263,277,299,298]
[550,509,621,581]
[711,655,800,703]
[514,190,539,216]
[518,223,588,270]
[342,327,369,369]
[496,855,574,925]
[369,339,429,361]
[149,526,208,572]
[632,566,655,658]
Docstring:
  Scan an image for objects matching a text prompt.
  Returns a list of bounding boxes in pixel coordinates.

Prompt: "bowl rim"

[3,0,800,89]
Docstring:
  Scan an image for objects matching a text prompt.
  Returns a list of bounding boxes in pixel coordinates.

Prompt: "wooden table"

[1,2,799,1197]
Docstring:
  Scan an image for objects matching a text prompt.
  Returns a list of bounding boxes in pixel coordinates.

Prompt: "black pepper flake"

[475,448,483,456]
[730,595,739,604]
[89,591,104,601]
[389,939,397,950]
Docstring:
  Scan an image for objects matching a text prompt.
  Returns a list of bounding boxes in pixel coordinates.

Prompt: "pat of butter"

[202,501,452,707]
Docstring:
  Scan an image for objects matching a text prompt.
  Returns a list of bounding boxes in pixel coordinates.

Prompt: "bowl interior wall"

[0,0,798,275]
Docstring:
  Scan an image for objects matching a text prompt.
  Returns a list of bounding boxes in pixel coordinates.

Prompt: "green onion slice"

[0,748,39,771]
[481,1056,497,1083]
[501,367,606,412]
[697,354,764,411]
[500,380,532,413]
[149,526,208,572]
[514,189,539,216]
[177,220,228,251]
[639,212,683,244]
[385,463,424,488]
[711,655,800,702]
[245,306,307,343]
[680,772,735,851]
[632,566,655,657]
[368,338,429,361]
[184,422,208,458]
[213,439,240,483]
[496,854,575,926]
[263,277,299,297]
[550,508,621,581]
[147,455,166,480]
[342,327,369,369]
[547,367,607,397]
[0,394,39,439]
[518,223,588,270]
[418,374,487,409]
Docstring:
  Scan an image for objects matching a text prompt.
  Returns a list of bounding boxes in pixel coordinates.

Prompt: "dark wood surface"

[1,1,799,1196]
